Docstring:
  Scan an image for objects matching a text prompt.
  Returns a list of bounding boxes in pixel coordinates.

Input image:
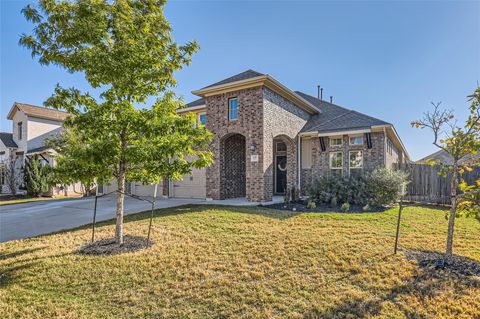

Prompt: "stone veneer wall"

[262,87,310,200]
[205,86,265,201]
[301,132,386,193]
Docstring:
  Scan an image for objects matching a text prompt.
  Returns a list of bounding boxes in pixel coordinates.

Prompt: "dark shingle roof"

[186,98,205,108]
[296,92,390,133]
[202,69,264,89]
[0,132,17,148]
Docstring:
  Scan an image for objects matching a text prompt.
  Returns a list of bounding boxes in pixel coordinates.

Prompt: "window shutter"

[365,133,372,149]
[319,137,326,152]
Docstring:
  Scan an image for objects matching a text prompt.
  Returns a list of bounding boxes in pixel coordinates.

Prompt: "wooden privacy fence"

[395,163,480,205]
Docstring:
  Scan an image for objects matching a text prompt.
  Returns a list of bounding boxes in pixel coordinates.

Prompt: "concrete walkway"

[0,195,201,243]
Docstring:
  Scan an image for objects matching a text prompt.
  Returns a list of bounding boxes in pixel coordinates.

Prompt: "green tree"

[21,0,213,244]
[3,155,20,195]
[411,87,480,260]
[24,155,49,197]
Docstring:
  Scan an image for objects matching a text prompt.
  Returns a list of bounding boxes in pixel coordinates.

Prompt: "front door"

[275,155,287,194]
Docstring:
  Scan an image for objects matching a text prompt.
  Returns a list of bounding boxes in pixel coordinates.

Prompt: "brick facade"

[205,86,310,202]
[300,132,386,191]
[205,87,265,201]
[203,83,398,202]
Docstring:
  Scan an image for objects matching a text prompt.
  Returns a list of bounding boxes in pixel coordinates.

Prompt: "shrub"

[306,168,408,208]
[307,175,369,206]
[341,202,350,212]
[306,201,316,209]
[365,168,408,207]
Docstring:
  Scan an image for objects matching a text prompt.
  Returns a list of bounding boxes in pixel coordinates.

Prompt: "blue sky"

[1,1,479,160]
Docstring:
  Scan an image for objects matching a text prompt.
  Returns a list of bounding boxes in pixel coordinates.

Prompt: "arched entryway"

[273,135,296,195]
[220,133,246,199]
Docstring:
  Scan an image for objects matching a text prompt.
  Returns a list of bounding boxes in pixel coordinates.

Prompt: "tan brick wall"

[205,86,265,201]
[205,86,310,202]
[263,87,309,200]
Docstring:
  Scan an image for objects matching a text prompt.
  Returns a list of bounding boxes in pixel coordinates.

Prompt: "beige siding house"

[1,103,82,195]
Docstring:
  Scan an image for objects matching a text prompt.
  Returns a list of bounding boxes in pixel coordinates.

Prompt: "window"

[228,98,238,121]
[276,141,287,153]
[349,135,363,145]
[387,138,395,155]
[198,113,206,126]
[349,151,363,178]
[329,152,343,169]
[349,151,363,169]
[330,137,343,147]
[17,122,23,140]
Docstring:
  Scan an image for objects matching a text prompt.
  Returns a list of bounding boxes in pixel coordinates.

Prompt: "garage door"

[172,167,206,199]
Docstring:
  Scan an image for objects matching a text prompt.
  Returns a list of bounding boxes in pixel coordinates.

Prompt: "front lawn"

[0,205,479,318]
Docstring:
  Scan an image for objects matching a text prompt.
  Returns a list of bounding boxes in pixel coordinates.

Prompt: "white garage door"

[172,167,206,199]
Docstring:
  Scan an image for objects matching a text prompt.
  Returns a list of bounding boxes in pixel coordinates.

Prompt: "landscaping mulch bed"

[264,201,387,213]
[404,249,480,276]
[77,235,152,255]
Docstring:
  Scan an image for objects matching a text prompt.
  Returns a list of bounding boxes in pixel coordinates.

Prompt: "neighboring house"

[417,149,480,166]
[166,69,409,202]
[0,103,82,196]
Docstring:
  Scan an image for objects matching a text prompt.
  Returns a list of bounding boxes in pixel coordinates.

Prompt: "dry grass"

[0,205,479,318]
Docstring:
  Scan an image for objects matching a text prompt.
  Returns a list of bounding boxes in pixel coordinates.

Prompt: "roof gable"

[192,70,319,114]
[202,69,264,89]
[7,103,69,122]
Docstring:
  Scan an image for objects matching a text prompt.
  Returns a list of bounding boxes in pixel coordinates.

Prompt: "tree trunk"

[445,166,459,260]
[115,132,127,245]
[115,165,125,245]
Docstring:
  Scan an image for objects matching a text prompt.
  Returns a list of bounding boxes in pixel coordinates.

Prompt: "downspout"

[297,134,301,191]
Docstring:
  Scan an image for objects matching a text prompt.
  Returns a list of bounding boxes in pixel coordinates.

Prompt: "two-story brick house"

[170,70,409,202]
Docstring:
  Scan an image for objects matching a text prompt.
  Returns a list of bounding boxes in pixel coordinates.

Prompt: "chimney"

[317,85,320,100]
[320,88,323,100]
[330,96,333,103]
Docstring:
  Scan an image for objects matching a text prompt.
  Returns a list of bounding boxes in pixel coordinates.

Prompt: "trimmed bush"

[307,168,408,208]
[307,175,369,206]
[365,168,408,207]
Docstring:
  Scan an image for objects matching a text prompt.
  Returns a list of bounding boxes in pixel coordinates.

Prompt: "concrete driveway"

[0,195,202,243]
